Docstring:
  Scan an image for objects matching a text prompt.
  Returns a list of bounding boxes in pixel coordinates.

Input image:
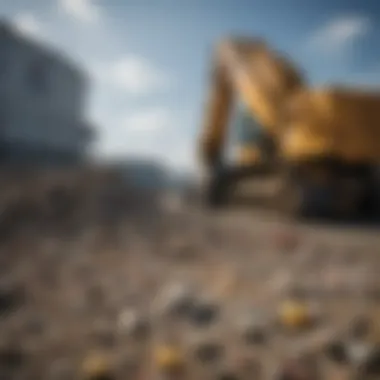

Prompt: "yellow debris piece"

[279,300,311,329]
[154,344,184,373]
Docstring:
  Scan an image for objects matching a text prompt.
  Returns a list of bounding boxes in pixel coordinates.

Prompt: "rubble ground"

[1,171,380,379]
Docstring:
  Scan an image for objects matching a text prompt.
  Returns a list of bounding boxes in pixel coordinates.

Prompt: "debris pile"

[0,169,379,379]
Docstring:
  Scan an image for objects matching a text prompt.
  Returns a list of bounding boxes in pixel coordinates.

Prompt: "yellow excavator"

[198,37,380,219]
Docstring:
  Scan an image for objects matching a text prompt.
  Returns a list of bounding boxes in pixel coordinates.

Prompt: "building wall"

[0,96,90,152]
[0,26,86,118]
[0,24,93,165]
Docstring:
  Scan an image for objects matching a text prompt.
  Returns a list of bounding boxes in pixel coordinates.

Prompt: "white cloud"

[58,0,101,24]
[12,12,42,38]
[308,15,370,54]
[122,107,173,132]
[92,55,170,95]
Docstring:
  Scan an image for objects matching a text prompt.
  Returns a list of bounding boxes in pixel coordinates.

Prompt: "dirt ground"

[1,178,380,379]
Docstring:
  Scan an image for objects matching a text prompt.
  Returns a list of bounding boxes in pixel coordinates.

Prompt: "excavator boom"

[199,37,304,167]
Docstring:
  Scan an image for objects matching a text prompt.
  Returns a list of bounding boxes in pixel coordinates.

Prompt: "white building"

[0,21,95,166]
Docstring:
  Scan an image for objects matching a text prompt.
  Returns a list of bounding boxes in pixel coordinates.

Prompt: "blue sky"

[1,0,380,172]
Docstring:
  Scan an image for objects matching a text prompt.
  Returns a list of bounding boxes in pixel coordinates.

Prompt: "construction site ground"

[1,173,380,379]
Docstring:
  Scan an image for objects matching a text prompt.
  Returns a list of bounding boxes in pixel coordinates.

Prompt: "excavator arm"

[199,37,304,168]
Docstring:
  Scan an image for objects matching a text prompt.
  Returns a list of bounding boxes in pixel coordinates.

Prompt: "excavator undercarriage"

[202,155,380,221]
